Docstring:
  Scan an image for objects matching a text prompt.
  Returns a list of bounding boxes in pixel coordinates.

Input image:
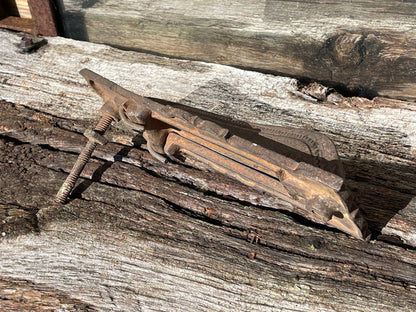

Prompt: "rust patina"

[56,69,370,240]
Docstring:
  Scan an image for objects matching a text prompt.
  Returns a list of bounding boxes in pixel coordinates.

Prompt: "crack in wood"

[0,25,416,308]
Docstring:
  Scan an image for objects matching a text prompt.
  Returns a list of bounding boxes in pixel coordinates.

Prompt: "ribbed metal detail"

[55,114,113,204]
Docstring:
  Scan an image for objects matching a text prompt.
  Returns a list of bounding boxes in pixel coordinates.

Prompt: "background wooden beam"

[16,0,31,19]
[56,0,416,101]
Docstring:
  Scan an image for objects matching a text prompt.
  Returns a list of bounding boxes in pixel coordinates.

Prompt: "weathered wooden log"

[0,29,414,232]
[56,0,416,101]
[1,108,416,311]
[1,29,416,310]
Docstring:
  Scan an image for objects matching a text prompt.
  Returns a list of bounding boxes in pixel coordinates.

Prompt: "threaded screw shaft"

[55,114,113,204]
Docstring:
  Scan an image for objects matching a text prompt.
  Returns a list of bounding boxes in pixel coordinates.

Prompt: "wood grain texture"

[16,0,31,19]
[0,277,96,311]
[56,0,416,100]
[1,112,416,311]
[0,29,415,233]
[0,29,416,310]
[382,197,416,247]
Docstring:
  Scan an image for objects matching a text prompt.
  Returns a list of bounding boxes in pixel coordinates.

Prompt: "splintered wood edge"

[0,138,415,311]
[0,276,96,311]
[382,197,416,247]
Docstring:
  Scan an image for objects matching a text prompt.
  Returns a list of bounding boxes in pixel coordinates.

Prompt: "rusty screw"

[55,114,114,204]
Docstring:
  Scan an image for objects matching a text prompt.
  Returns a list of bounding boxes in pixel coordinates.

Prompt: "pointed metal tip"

[327,214,365,240]
[350,208,359,219]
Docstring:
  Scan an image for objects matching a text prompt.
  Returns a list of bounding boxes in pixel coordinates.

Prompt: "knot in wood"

[333,33,364,66]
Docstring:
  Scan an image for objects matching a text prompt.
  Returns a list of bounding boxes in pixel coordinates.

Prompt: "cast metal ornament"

[56,69,370,240]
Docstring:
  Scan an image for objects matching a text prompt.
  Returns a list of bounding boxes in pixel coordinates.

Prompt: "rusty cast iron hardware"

[55,113,115,204]
[16,34,47,53]
[56,69,370,240]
